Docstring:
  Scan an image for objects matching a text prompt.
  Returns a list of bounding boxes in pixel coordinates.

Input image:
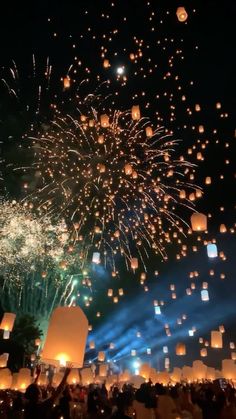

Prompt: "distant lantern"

[216,102,221,109]
[219,325,225,334]
[191,212,207,232]
[81,368,93,385]
[89,341,95,350]
[193,360,207,381]
[198,125,204,133]
[163,346,168,354]
[205,176,211,185]
[98,135,104,144]
[154,306,161,315]
[131,105,141,120]
[109,342,115,349]
[107,289,113,297]
[97,163,106,173]
[98,351,105,362]
[131,257,138,270]
[180,190,186,199]
[35,338,41,347]
[99,364,108,377]
[207,243,218,258]
[68,369,80,385]
[211,331,223,349]
[201,289,209,302]
[0,313,16,332]
[100,114,109,128]
[202,282,208,289]
[103,59,110,68]
[231,352,236,361]
[220,224,227,233]
[197,152,203,160]
[176,343,186,356]
[118,288,124,296]
[17,368,31,391]
[176,6,188,22]
[195,104,201,112]
[147,347,151,355]
[230,342,235,349]
[63,76,70,89]
[145,126,153,137]
[0,353,9,368]
[113,296,118,303]
[201,348,208,358]
[131,349,136,356]
[140,272,146,281]
[124,163,133,176]
[41,306,88,367]
[92,252,101,264]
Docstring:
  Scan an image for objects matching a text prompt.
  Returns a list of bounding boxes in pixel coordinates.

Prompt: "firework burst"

[0,200,91,321]
[19,103,198,273]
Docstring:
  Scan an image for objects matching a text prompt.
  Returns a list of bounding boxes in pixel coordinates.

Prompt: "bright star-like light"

[116,66,125,75]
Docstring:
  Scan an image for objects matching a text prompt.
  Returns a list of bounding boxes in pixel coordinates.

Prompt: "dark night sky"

[0,0,236,369]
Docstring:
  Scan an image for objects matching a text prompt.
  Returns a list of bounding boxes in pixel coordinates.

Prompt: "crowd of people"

[1,367,236,419]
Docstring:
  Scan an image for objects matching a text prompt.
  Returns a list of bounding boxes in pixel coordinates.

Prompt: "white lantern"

[207,243,218,258]
[211,331,223,348]
[41,306,88,367]
[98,351,105,362]
[201,290,209,301]
[92,252,101,264]
[80,368,93,385]
[200,348,207,357]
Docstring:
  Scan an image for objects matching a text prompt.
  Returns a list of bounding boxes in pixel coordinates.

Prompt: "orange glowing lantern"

[176,343,186,356]
[176,6,188,22]
[100,114,109,128]
[0,312,16,332]
[41,306,88,367]
[211,331,223,348]
[131,105,141,120]
[190,213,207,232]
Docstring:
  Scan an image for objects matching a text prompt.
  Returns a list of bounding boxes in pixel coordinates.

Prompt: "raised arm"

[51,366,72,403]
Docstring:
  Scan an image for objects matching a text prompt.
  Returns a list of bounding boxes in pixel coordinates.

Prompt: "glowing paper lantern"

[52,372,63,387]
[0,312,16,332]
[222,359,236,380]
[131,349,136,356]
[180,189,186,199]
[171,367,181,382]
[131,257,138,270]
[176,6,188,22]
[41,306,88,367]
[193,361,207,381]
[231,353,236,361]
[99,364,108,377]
[89,341,95,350]
[18,368,31,391]
[100,114,109,128]
[182,366,193,382]
[0,353,9,368]
[219,325,225,333]
[81,368,93,385]
[107,289,113,297]
[124,163,133,176]
[205,176,211,185]
[220,224,227,233]
[211,331,223,348]
[201,290,209,302]
[206,367,216,381]
[103,59,110,68]
[191,213,207,232]
[202,282,208,289]
[35,338,41,347]
[230,342,235,349]
[0,368,12,390]
[118,288,124,296]
[63,76,70,89]
[139,363,151,380]
[176,343,186,356]
[155,306,161,315]
[37,373,48,386]
[131,105,141,120]
[92,252,101,264]
[98,351,105,362]
[207,243,218,258]
[200,348,207,357]
[145,126,153,137]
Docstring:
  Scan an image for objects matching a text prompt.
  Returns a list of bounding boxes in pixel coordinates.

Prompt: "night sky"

[0,0,236,370]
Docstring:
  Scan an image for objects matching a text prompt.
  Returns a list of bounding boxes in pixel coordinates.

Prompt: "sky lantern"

[0,353,9,368]
[131,349,136,356]
[131,257,138,271]
[201,289,209,302]
[176,343,186,356]
[99,364,108,377]
[63,76,70,89]
[139,363,151,380]
[179,189,186,199]
[89,340,95,350]
[103,59,110,68]
[200,348,207,357]
[98,135,104,144]
[118,288,124,296]
[17,368,31,392]
[222,359,236,380]
[107,289,113,297]
[231,353,236,361]
[219,325,225,334]
[41,306,88,367]
[182,366,193,383]
[131,105,141,120]
[98,351,105,362]
[81,368,93,385]
[206,367,216,381]
[0,312,16,332]
[211,331,223,348]
[100,114,109,128]
[193,360,207,381]
[230,342,235,349]
[0,368,12,390]
[124,163,133,175]
[92,252,101,264]
[220,224,227,233]
[198,125,204,133]
[205,176,211,185]
[207,243,218,258]
[171,368,182,383]
[191,212,207,231]
[37,373,48,386]
[145,126,153,137]
[176,6,188,22]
